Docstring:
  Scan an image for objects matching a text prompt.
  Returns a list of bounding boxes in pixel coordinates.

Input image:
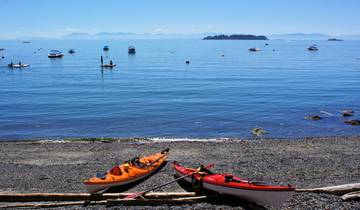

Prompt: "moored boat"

[8,63,30,68]
[173,162,295,207]
[48,50,64,58]
[249,47,261,52]
[128,46,136,54]
[308,45,318,51]
[100,64,116,68]
[84,149,169,194]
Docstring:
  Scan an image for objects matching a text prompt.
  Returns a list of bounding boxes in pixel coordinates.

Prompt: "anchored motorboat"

[249,47,261,52]
[48,50,64,58]
[308,45,319,51]
[8,62,30,68]
[128,46,136,54]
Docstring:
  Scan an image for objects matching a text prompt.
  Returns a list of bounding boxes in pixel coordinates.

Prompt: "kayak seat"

[224,175,234,183]
[96,172,106,179]
[249,181,271,186]
[224,175,243,183]
[131,157,147,168]
[110,166,122,176]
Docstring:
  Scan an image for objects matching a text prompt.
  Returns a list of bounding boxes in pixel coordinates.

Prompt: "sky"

[1,0,360,39]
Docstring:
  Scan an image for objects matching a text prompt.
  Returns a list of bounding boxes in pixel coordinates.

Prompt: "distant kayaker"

[19,61,21,66]
[110,60,113,66]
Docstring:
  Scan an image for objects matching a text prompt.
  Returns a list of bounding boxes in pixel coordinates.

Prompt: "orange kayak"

[84,149,169,193]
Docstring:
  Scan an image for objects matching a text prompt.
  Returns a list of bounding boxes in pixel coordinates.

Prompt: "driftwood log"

[0,196,207,209]
[341,191,360,201]
[0,192,196,202]
[0,201,106,209]
[296,183,360,195]
[107,196,207,206]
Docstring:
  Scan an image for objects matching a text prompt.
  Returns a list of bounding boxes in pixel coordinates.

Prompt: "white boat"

[48,50,64,58]
[308,45,318,51]
[8,63,30,68]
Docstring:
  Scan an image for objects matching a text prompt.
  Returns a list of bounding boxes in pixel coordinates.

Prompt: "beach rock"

[305,115,322,121]
[252,128,268,137]
[342,109,354,117]
[344,119,360,126]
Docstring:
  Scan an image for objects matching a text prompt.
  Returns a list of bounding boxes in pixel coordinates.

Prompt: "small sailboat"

[173,162,295,208]
[128,46,136,54]
[249,47,261,52]
[48,50,64,58]
[103,45,109,51]
[84,149,169,194]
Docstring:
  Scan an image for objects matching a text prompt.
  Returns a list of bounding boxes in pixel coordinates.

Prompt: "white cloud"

[65,27,79,32]
[154,28,168,33]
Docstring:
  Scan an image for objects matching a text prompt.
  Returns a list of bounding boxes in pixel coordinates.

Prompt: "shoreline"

[0,136,359,209]
[1,135,360,143]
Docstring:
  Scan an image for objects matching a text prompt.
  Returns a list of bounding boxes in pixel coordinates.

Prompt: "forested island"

[203,34,268,40]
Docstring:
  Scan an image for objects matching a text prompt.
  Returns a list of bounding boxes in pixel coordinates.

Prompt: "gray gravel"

[0,136,359,209]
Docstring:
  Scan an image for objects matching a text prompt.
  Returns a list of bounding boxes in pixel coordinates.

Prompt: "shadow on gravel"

[103,161,168,193]
[207,194,268,210]
[174,174,267,210]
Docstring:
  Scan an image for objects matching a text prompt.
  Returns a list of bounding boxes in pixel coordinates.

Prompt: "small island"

[328,38,343,41]
[203,34,268,40]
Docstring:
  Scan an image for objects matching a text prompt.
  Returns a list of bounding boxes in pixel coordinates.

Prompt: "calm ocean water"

[0,39,359,140]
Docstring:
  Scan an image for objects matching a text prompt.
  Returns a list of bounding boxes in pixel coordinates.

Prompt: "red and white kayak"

[173,162,295,207]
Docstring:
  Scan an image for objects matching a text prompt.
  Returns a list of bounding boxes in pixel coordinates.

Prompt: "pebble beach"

[0,136,359,209]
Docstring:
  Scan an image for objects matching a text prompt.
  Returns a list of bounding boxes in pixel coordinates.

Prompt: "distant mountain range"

[268,33,331,40]
[62,32,360,40]
[268,33,360,40]
[63,32,217,39]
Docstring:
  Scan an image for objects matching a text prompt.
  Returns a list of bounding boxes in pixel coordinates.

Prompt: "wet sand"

[0,136,359,209]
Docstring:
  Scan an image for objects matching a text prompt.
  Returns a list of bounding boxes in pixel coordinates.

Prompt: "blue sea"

[0,39,359,140]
